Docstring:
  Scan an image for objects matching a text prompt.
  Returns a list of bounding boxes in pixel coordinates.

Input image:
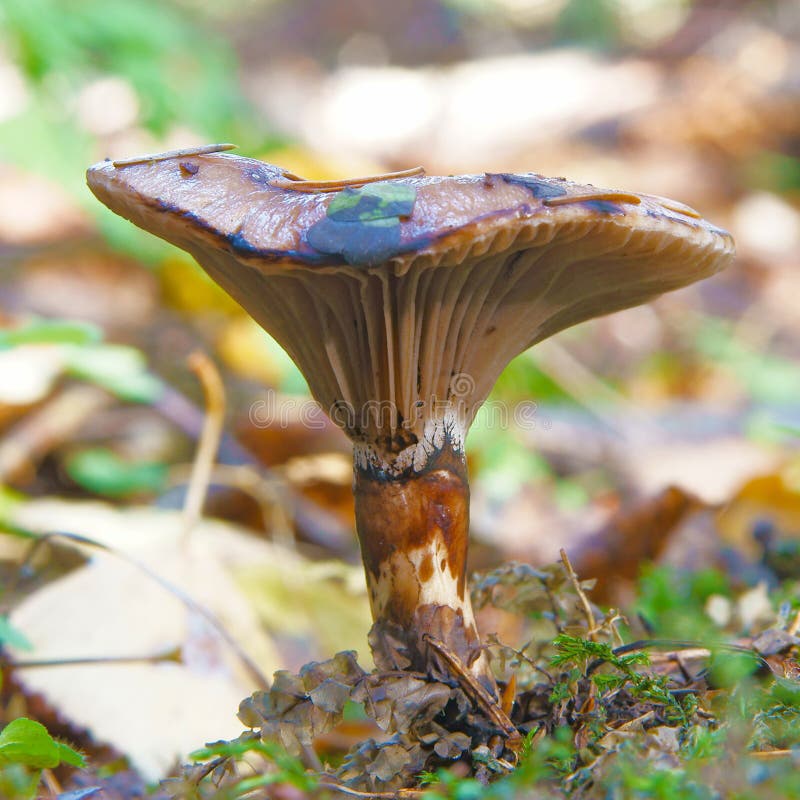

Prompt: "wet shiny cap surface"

[86,146,734,273]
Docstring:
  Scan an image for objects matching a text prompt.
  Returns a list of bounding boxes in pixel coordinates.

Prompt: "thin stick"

[0,385,111,484]
[189,755,229,787]
[560,548,596,638]
[422,634,519,743]
[11,648,181,669]
[0,534,56,615]
[272,166,425,193]
[168,463,295,548]
[647,648,712,665]
[318,776,425,798]
[586,638,770,676]
[154,385,353,555]
[611,710,655,731]
[788,608,800,637]
[300,743,324,773]
[608,612,627,649]
[532,341,654,435]
[182,352,225,543]
[749,749,796,760]
[113,143,236,167]
[41,769,62,797]
[543,191,641,207]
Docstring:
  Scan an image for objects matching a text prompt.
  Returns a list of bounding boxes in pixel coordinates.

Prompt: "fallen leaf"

[5,498,352,778]
[752,629,800,656]
[717,472,800,556]
[571,486,704,602]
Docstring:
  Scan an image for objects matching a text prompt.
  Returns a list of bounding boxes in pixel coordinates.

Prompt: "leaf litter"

[176,548,800,798]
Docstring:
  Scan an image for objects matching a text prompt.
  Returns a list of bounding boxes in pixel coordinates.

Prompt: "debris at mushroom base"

[199,560,600,792]
[179,555,800,795]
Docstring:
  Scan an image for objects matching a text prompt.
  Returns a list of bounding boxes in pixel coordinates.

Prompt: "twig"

[611,710,655,731]
[168,462,295,549]
[271,166,425,193]
[787,608,800,637]
[586,638,770,676]
[559,549,596,638]
[113,143,236,167]
[607,612,627,649]
[0,533,55,615]
[487,635,555,684]
[422,634,519,744]
[189,755,229,787]
[41,768,62,797]
[182,352,225,544]
[647,648,712,665]
[318,776,425,798]
[154,385,353,555]
[532,341,656,437]
[12,647,181,669]
[749,749,796,760]
[0,385,111,484]
[301,743,323,773]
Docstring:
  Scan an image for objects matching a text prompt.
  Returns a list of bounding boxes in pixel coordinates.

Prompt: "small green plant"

[634,563,730,640]
[166,734,317,799]
[0,316,163,404]
[65,448,168,498]
[552,633,688,723]
[0,717,85,800]
[603,744,715,800]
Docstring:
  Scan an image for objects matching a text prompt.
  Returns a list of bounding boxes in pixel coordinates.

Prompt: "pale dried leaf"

[6,499,297,779]
[308,679,353,713]
[753,628,800,656]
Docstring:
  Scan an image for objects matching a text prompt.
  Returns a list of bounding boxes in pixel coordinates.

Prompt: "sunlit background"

[1,0,799,782]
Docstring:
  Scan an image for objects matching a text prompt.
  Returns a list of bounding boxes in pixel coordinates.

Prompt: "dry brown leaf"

[717,472,800,556]
[572,486,704,602]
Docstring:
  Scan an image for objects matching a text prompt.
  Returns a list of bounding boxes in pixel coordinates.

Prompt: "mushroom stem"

[353,427,495,693]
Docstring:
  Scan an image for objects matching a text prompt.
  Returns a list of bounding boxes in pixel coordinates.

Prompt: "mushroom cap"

[87,149,734,462]
[87,150,732,276]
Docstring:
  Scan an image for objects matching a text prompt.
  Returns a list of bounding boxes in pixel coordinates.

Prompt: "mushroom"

[86,147,734,692]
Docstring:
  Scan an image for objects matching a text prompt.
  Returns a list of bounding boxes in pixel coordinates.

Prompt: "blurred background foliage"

[1,0,800,790]
[2,0,799,601]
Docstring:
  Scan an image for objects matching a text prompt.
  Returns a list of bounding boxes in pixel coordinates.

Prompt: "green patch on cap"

[327,183,416,223]
[307,183,417,266]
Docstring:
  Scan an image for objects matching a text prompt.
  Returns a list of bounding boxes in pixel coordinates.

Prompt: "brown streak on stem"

[355,443,468,588]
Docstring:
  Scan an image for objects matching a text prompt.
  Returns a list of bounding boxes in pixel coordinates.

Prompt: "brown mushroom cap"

[87,149,734,468]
